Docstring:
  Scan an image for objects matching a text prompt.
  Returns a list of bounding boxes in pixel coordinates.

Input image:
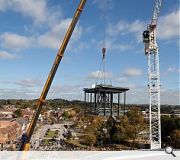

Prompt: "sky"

[0,0,179,105]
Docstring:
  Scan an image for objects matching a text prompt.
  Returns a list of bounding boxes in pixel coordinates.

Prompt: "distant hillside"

[0,99,179,114]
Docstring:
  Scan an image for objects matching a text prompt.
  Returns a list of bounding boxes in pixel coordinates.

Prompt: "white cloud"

[84,26,95,34]
[126,86,179,105]
[50,85,81,95]
[0,1,77,51]
[106,20,145,37]
[0,84,84,100]
[97,38,133,52]
[0,88,39,99]
[89,70,112,80]
[167,67,179,73]
[105,38,133,51]
[0,19,82,51]
[38,18,82,50]
[0,32,32,50]
[161,89,180,105]
[116,77,128,82]
[47,84,84,100]
[111,43,133,51]
[123,68,143,77]
[162,66,180,76]
[158,9,180,40]
[106,20,146,44]
[106,8,179,43]
[15,78,42,88]
[37,19,72,50]
[127,88,148,104]
[0,0,61,26]
[0,81,179,105]
[0,50,20,59]
[0,0,10,11]
[165,67,180,76]
[93,0,113,11]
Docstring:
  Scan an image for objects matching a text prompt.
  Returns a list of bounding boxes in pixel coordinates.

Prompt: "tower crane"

[143,0,162,149]
[19,0,86,151]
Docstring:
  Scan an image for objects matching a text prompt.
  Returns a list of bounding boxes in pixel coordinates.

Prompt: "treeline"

[0,99,179,114]
[0,99,87,112]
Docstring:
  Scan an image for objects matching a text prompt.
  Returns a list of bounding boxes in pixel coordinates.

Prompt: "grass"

[65,138,90,149]
[44,130,59,138]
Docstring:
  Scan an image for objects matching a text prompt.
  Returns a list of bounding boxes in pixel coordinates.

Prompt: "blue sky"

[0,0,179,105]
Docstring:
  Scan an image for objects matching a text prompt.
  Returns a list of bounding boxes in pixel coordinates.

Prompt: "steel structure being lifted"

[84,47,129,116]
[84,84,129,116]
[143,0,162,149]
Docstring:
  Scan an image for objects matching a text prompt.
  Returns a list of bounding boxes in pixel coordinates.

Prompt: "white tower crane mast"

[143,0,162,149]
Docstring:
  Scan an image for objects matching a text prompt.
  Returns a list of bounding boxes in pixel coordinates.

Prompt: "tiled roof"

[21,108,34,116]
[0,121,22,143]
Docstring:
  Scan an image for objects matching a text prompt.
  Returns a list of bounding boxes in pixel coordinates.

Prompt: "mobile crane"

[143,0,162,149]
[19,0,87,151]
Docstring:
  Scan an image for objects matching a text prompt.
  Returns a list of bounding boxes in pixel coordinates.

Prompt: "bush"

[13,109,22,117]
[83,134,96,146]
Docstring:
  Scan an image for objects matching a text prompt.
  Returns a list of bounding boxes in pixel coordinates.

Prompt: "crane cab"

[143,30,150,43]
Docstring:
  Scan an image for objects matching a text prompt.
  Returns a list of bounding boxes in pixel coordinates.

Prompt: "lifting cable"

[96,9,112,85]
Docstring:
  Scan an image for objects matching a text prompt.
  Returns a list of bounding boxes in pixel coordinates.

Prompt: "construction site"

[0,0,179,156]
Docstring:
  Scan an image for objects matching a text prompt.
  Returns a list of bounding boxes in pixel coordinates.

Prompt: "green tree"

[21,101,31,109]
[161,116,180,147]
[126,107,147,149]
[83,134,97,146]
[170,129,180,148]
[62,111,69,119]
[13,109,22,117]
[116,116,129,142]
[112,125,127,143]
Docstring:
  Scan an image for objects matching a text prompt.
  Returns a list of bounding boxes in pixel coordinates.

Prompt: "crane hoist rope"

[96,11,112,86]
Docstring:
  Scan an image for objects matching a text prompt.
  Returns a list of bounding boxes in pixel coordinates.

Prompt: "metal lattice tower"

[143,0,162,149]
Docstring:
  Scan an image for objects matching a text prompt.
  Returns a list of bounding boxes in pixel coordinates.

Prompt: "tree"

[62,111,69,119]
[21,101,31,109]
[111,125,127,143]
[13,109,22,117]
[114,116,129,142]
[106,116,116,143]
[126,107,147,149]
[161,116,180,147]
[83,134,97,146]
[170,130,180,148]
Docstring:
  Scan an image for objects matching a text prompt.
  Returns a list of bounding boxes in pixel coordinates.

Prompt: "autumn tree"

[126,107,147,149]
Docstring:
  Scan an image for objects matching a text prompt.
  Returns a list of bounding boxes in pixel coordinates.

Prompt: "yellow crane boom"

[19,0,87,151]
